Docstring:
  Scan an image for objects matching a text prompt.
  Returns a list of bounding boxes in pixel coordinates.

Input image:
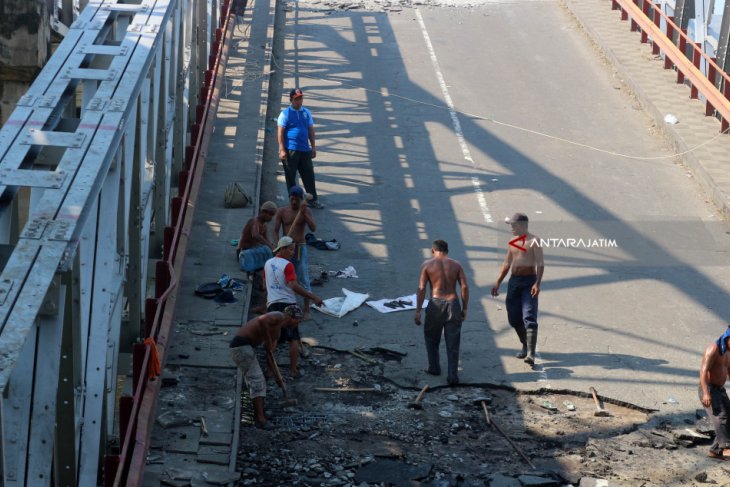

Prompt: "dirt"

[233,332,730,487]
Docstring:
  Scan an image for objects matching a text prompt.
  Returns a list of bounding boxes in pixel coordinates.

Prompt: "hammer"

[473,396,535,469]
[589,386,610,417]
[268,352,298,406]
[407,384,430,409]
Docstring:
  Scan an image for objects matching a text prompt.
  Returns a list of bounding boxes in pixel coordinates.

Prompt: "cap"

[289,185,304,198]
[289,88,303,100]
[260,201,277,212]
[505,213,529,224]
[273,236,294,254]
[284,304,304,319]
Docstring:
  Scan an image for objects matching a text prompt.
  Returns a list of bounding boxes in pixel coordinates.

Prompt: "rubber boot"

[514,326,527,359]
[524,328,537,365]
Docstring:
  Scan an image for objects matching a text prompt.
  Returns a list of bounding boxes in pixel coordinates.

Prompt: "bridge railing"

[0,0,226,485]
[611,0,730,132]
[109,0,235,484]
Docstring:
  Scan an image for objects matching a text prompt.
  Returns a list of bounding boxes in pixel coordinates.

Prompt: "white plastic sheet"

[313,288,369,318]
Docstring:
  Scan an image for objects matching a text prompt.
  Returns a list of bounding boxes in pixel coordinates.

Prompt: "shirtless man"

[229,305,303,430]
[491,213,544,365]
[237,201,277,257]
[700,327,730,459]
[274,185,317,318]
[415,239,469,386]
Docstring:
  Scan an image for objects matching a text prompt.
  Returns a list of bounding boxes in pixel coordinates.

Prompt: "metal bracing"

[0,0,219,485]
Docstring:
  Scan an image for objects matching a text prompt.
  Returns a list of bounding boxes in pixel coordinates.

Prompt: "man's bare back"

[235,312,286,351]
[421,258,464,301]
[415,241,469,325]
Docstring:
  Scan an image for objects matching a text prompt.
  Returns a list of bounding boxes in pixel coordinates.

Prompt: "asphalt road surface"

[269,0,730,415]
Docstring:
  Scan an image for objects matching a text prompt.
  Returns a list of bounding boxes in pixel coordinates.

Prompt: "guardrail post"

[723,82,730,132]
[103,455,120,487]
[612,0,619,10]
[652,6,661,55]
[691,43,701,98]
[144,298,158,337]
[665,18,675,69]
[621,5,628,20]
[132,344,146,393]
[677,30,687,84]
[641,0,649,43]
[155,261,170,299]
[707,59,717,115]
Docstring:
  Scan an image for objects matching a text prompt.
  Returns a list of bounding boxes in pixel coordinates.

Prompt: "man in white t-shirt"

[264,236,323,378]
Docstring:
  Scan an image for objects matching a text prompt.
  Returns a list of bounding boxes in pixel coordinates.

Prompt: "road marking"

[415,9,493,225]
[417,12,549,387]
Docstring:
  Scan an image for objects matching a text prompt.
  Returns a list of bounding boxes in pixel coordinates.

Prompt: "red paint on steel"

[652,9,660,55]
[155,261,170,298]
[720,83,730,132]
[116,0,237,483]
[163,226,174,261]
[664,19,674,69]
[612,0,619,10]
[185,145,194,170]
[119,395,133,445]
[621,7,628,21]
[691,43,701,99]
[707,59,717,116]
[677,30,687,84]
[103,455,120,487]
[640,0,649,42]
[171,196,182,227]
[145,298,158,336]
[132,343,145,392]
[178,170,189,194]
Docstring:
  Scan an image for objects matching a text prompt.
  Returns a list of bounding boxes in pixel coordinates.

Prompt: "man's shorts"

[230,345,266,398]
[290,244,311,291]
[267,302,301,342]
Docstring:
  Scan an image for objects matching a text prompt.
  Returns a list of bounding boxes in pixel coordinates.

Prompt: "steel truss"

[0,0,220,485]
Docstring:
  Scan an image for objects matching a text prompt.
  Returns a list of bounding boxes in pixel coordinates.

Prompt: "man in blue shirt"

[277,88,324,209]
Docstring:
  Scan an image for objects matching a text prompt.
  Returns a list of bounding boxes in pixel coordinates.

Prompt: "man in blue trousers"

[491,213,544,366]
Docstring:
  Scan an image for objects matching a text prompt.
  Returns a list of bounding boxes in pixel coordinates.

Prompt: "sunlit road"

[275,0,730,413]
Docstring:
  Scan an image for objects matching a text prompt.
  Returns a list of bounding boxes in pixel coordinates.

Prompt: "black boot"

[525,328,537,365]
[514,326,527,359]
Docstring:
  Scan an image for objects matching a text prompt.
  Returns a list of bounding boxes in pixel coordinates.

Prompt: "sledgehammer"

[589,387,610,417]
[407,384,430,410]
[268,352,298,406]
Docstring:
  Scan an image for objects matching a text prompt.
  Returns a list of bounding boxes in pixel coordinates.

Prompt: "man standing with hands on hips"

[278,88,324,209]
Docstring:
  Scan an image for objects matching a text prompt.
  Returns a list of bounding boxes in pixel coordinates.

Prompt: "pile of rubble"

[230,345,730,486]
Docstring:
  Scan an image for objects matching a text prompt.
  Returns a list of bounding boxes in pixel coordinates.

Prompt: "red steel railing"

[611,0,730,132]
[106,0,236,484]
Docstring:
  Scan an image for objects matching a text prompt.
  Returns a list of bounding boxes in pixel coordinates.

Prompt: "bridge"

[0,0,729,485]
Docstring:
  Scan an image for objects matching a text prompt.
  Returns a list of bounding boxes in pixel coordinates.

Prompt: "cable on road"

[270,50,730,162]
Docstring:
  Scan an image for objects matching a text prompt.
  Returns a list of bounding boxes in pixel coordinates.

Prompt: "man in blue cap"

[277,88,324,209]
[700,327,730,459]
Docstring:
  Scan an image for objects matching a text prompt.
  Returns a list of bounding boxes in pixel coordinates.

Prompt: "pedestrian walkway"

[562,0,730,217]
[140,0,276,484]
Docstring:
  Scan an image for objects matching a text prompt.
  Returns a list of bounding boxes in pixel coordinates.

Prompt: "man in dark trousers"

[229,305,303,430]
[700,327,730,459]
[414,239,469,386]
[277,88,324,209]
[491,213,544,366]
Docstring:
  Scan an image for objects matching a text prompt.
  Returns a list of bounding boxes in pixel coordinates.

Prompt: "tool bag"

[223,182,252,208]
